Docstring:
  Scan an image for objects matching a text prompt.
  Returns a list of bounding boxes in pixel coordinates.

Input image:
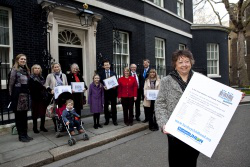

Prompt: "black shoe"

[25,135,33,140]
[142,120,148,123]
[97,124,103,128]
[129,122,133,126]
[149,128,158,131]
[104,122,109,125]
[136,118,141,121]
[125,123,129,126]
[93,125,98,129]
[113,122,118,126]
[33,128,39,134]
[40,127,48,132]
[19,136,30,142]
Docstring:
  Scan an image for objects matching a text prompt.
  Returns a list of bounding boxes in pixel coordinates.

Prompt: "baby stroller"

[54,92,89,146]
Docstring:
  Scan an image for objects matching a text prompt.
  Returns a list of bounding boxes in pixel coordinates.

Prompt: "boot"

[19,135,30,142]
[33,118,39,133]
[96,113,103,128]
[93,114,98,129]
[40,116,48,132]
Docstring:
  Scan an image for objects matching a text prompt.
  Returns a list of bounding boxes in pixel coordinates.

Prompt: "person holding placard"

[44,63,68,131]
[118,67,138,126]
[67,63,88,116]
[155,49,199,167]
[99,60,118,126]
[143,69,160,131]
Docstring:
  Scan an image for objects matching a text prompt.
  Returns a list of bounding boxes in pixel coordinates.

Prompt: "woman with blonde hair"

[9,54,32,142]
[29,64,48,133]
[143,68,160,131]
[118,67,138,126]
[44,62,68,131]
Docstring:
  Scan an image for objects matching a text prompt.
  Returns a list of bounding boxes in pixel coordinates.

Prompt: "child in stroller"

[55,92,89,146]
[62,99,84,136]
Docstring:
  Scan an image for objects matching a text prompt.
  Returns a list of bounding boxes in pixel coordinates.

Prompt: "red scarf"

[73,73,80,82]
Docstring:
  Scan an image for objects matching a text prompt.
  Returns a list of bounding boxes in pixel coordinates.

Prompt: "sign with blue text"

[165,72,242,158]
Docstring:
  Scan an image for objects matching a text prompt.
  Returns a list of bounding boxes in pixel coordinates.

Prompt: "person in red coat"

[118,67,138,126]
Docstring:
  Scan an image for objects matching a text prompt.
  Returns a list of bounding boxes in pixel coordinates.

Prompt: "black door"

[59,46,83,74]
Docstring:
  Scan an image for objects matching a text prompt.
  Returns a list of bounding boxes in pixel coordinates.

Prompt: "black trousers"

[144,101,158,129]
[167,135,200,167]
[134,88,141,119]
[121,97,134,124]
[104,93,117,123]
[139,88,149,121]
[15,110,28,136]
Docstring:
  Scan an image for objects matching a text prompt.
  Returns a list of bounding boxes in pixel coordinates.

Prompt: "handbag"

[46,98,56,118]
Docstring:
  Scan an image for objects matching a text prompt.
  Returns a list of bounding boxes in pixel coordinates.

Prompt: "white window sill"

[207,75,221,78]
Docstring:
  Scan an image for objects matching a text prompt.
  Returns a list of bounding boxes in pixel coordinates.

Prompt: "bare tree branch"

[207,0,222,25]
[222,0,238,31]
[241,0,250,16]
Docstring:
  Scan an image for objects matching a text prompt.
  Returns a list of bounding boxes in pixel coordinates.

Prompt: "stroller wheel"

[72,138,77,145]
[55,132,61,138]
[83,133,89,141]
[68,139,73,146]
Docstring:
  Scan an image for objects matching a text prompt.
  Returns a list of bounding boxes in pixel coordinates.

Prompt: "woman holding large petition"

[155,49,199,167]
[67,63,88,116]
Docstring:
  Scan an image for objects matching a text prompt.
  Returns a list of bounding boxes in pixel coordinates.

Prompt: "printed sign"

[146,90,159,100]
[71,82,85,93]
[103,76,118,90]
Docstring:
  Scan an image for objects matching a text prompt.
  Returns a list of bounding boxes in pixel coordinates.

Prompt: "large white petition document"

[165,72,242,158]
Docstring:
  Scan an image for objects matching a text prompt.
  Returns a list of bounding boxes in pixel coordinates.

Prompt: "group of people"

[9,49,207,166]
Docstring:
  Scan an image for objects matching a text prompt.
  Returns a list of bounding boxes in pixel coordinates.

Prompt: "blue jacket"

[62,108,80,123]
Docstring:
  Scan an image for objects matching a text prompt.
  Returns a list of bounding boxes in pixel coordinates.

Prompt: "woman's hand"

[134,97,137,101]
[51,90,54,94]
[241,92,246,102]
[162,125,169,134]
[118,98,121,102]
[104,86,107,90]
[66,121,69,125]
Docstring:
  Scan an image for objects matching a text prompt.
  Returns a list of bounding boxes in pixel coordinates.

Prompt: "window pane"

[0,9,9,45]
[0,47,10,80]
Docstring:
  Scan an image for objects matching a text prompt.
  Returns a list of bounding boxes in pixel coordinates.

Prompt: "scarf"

[53,72,63,86]
[169,70,193,92]
[149,78,156,89]
[30,74,45,85]
[73,73,80,82]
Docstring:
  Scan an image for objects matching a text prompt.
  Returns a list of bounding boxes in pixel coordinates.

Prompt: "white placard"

[71,82,85,93]
[146,90,159,100]
[103,76,118,90]
[54,86,72,99]
[165,72,242,158]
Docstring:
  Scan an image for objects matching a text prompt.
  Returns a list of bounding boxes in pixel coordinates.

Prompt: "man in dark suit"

[130,64,141,121]
[139,59,151,123]
[99,60,118,126]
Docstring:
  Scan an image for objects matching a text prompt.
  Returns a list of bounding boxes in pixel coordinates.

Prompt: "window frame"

[0,6,13,89]
[113,31,130,75]
[147,0,164,7]
[207,43,220,78]
[177,0,184,18]
[155,37,166,78]
[179,43,186,50]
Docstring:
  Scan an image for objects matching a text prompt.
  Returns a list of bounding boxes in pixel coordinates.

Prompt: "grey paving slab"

[0,140,56,164]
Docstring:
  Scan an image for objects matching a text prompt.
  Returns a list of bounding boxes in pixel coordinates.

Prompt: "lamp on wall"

[76,3,94,27]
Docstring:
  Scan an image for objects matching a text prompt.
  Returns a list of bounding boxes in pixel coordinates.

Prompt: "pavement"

[0,96,249,167]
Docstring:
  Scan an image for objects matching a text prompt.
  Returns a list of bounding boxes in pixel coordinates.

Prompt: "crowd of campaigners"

[9,49,207,167]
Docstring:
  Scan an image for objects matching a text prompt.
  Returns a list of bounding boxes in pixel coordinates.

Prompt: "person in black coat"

[138,59,151,123]
[66,63,88,116]
[99,60,118,126]
[29,64,48,133]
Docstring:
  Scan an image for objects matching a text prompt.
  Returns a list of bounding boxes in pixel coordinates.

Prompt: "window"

[148,0,164,7]
[155,38,165,77]
[58,30,82,45]
[113,31,129,75]
[177,0,184,18]
[207,43,219,77]
[179,44,186,50]
[0,7,12,88]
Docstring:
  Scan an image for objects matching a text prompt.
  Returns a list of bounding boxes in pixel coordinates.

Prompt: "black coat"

[99,69,117,98]
[139,67,151,90]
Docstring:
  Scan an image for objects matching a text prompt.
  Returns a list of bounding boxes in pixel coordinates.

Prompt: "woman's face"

[94,76,100,83]
[53,64,61,73]
[175,56,191,76]
[18,56,27,66]
[33,66,41,75]
[71,65,79,74]
[149,71,156,78]
[124,70,130,77]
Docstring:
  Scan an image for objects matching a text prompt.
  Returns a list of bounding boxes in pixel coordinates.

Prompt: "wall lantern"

[76,3,94,27]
